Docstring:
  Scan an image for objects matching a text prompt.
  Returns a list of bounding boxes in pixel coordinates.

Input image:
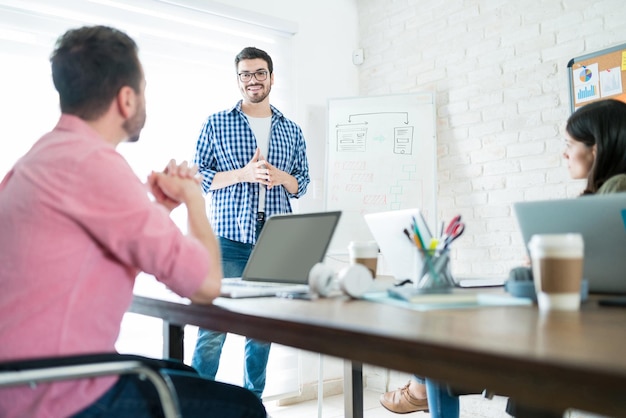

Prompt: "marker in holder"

[415,249,456,291]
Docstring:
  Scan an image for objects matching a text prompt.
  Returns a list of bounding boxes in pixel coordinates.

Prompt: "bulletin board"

[325,93,437,255]
[568,42,626,112]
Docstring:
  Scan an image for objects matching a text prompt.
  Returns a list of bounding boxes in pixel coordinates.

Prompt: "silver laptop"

[220,211,342,298]
[364,208,433,283]
[514,193,626,294]
[365,208,505,292]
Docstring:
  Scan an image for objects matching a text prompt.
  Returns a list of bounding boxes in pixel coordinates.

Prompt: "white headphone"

[308,262,374,298]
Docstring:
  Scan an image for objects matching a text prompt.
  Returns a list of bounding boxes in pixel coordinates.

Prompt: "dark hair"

[50,25,142,120]
[566,99,626,194]
[234,47,273,74]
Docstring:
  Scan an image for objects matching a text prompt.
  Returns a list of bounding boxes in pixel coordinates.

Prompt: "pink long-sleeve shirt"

[0,115,210,418]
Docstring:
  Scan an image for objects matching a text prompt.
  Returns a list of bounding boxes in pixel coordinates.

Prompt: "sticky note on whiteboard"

[622,51,626,71]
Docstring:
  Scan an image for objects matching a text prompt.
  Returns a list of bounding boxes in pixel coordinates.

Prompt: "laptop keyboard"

[221,279,292,288]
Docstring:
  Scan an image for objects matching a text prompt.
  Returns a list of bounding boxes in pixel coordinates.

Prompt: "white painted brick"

[484,217,518,234]
[450,163,482,179]
[517,94,560,115]
[519,154,561,171]
[513,32,557,56]
[556,18,603,44]
[454,192,488,207]
[540,10,584,33]
[438,179,473,196]
[500,24,540,46]
[439,101,469,118]
[466,38,500,59]
[448,4,480,25]
[506,141,544,159]
[503,113,542,132]
[488,245,526,263]
[481,103,519,123]
[545,166,571,184]
[451,137,483,155]
[482,16,522,40]
[486,188,524,203]
[522,2,564,24]
[483,132,518,147]
[439,154,471,170]
[449,111,482,127]
[503,83,543,102]
[473,231,509,247]
[523,184,569,201]
[506,172,547,189]
[541,39,585,63]
[467,120,503,137]
[583,0,626,18]
[482,159,520,176]
[357,0,626,278]
[585,35,626,53]
[518,124,558,142]
[476,46,516,68]
[469,145,506,164]
[471,175,506,192]
[456,247,490,262]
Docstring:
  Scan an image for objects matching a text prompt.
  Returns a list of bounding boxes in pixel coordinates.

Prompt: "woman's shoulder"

[598,174,626,194]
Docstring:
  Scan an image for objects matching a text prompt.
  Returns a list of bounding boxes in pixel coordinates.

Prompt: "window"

[0,0,300,399]
[0,0,296,179]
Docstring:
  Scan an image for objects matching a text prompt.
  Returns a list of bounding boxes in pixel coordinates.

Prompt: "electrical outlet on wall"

[352,48,364,65]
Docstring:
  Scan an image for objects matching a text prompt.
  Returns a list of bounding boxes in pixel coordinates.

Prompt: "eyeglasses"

[237,70,269,82]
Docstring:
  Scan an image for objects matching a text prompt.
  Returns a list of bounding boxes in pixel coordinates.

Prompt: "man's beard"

[123,101,146,143]
[245,83,271,104]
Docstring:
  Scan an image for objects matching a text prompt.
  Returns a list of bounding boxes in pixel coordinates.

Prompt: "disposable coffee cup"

[528,234,584,311]
[348,240,378,278]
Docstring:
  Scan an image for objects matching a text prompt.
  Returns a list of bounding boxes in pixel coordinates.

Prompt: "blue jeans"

[192,233,271,399]
[71,369,266,417]
[426,379,460,418]
[412,375,460,418]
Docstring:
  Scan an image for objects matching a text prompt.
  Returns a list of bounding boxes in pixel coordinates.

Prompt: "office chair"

[0,353,184,418]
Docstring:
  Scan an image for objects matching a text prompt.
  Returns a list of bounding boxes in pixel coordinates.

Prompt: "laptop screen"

[513,193,626,294]
[364,208,433,281]
[241,211,342,284]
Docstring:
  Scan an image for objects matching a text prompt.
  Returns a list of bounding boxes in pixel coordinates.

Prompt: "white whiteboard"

[325,93,437,254]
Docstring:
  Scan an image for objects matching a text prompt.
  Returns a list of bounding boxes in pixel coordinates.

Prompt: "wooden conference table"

[128,290,626,417]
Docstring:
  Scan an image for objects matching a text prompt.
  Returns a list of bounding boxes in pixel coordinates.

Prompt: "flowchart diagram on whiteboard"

[326,93,437,254]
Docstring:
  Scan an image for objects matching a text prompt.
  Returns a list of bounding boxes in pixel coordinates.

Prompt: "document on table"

[363,288,532,311]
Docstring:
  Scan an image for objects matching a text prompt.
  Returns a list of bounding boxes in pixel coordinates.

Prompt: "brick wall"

[357,0,626,278]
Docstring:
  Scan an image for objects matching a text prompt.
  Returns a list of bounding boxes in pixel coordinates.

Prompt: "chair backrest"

[0,353,182,418]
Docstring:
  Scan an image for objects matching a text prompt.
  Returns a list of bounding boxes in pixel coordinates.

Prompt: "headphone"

[308,262,374,298]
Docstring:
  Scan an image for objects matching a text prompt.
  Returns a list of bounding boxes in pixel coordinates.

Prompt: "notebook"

[513,193,626,294]
[364,208,433,283]
[220,211,342,298]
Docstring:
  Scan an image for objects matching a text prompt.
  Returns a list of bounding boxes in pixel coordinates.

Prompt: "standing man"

[0,26,266,417]
[191,46,310,398]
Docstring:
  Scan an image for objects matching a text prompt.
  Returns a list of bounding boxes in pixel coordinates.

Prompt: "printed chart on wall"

[326,93,437,255]
[568,42,626,112]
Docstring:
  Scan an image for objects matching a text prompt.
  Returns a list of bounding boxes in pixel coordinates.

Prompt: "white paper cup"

[348,240,378,278]
[528,234,584,311]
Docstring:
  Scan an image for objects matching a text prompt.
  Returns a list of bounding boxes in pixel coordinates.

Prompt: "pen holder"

[415,250,456,290]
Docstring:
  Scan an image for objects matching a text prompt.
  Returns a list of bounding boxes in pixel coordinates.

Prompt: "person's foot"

[379,381,429,413]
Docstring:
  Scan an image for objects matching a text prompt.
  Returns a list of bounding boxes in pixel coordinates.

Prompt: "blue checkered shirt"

[194,101,310,244]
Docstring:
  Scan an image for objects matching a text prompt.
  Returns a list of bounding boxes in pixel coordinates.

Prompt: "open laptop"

[364,208,433,283]
[220,211,342,298]
[514,193,626,294]
[364,209,505,298]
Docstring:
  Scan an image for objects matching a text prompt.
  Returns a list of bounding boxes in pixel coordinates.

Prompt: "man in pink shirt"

[0,25,266,418]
